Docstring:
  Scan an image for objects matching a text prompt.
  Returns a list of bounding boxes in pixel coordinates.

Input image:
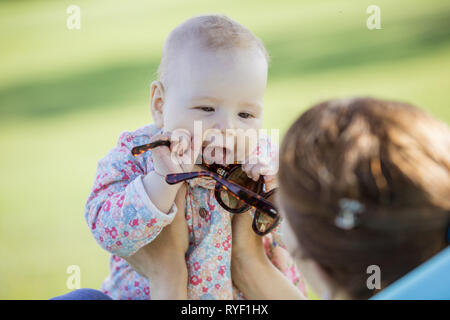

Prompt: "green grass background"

[0,0,449,299]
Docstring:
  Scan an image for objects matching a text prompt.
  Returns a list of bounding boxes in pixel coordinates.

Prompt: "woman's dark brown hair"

[279,97,450,299]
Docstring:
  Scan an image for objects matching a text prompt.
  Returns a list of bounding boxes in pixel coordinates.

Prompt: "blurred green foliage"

[0,0,449,299]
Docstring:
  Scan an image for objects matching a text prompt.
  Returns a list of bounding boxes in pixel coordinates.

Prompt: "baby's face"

[157,43,268,162]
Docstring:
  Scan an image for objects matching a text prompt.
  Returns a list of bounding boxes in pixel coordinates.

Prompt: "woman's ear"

[150,81,165,128]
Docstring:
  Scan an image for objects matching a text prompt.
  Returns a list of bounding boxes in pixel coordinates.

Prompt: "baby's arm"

[123,183,189,299]
[84,131,182,257]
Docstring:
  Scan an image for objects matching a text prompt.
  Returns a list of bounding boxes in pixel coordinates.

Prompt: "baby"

[85,14,306,300]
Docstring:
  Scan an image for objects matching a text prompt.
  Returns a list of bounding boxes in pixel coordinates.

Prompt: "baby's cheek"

[163,109,197,134]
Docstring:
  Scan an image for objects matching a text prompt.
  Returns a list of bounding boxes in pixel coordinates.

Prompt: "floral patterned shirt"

[84,123,307,300]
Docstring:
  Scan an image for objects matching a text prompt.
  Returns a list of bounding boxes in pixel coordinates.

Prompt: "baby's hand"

[150,129,201,176]
[143,129,199,214]
[242,156,278,191]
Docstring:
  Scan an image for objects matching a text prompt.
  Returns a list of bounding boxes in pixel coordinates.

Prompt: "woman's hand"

[231,211,269,296]
[123,184,189,299]
[231,212,307,300]
[231,212,267,267]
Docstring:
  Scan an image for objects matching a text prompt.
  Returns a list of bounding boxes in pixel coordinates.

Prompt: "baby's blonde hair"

[157,14,270,86]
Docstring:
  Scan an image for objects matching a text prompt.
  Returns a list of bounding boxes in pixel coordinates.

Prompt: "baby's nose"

[213,126,237,143]
[207,120,237,149]
[214,115,235,132]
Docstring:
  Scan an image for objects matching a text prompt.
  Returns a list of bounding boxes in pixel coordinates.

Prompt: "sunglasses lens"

[253,210,279,235]
[229,167,259,188]
[219,189,246,210]
[219,167,263,211]
[253,192,280,235]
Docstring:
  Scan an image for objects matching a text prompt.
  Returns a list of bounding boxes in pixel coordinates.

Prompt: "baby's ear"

[150,81,165,128]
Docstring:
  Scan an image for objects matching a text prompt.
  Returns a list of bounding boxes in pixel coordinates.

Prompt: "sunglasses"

[131,141,281,236]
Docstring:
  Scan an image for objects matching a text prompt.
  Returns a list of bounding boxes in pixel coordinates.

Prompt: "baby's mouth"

[202,144,235,165]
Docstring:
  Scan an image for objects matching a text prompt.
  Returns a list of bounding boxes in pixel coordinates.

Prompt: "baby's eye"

[196,106,215,112]
[238,112,254,119]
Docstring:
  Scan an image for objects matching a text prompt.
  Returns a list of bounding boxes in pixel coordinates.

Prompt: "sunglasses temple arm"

[165,171,214,184]
[131,140,171,156]
[166,171,278,218]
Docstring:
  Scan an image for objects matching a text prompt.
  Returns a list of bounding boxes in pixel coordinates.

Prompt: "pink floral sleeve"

[84,129,177,257]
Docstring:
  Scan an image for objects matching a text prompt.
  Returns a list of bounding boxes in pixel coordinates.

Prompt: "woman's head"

[278,97,450,299]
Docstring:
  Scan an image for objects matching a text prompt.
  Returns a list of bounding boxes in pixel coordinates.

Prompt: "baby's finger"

[171,130,191,154]
[242,163,258,181]
[241,162,253,179]
[148,133,172,156]
[264,174,279,191]
[241,158,257,175]
[149,132,171,144]
[178,134,191,155]
[250,163,266,182]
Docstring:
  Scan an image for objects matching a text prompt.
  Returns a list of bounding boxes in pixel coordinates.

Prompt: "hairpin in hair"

[447,221,450,244]
[335,198,364,230]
